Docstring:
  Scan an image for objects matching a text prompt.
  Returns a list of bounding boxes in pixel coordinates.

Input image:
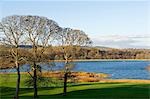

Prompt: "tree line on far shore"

[51,47,149,59]
[38,46,150,60]
[1,45,149,65]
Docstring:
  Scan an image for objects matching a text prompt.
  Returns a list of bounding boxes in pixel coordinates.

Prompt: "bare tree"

[56,28,92,96]
[21,15,61,98]
[0,15,25,99]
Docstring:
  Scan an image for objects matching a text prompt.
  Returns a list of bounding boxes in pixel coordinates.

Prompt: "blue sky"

[0,0,149,48]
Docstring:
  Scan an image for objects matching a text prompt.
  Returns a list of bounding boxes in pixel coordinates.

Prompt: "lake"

[0,60,150,79]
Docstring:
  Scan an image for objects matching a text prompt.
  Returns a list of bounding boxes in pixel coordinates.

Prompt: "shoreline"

[100,79,150,84]
[1,72,150,83]
[50,59,150,62]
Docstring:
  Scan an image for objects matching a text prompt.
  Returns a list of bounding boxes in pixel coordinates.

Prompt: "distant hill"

[18,45,32,48]
[82,46,116,51]
[93,46,115,50]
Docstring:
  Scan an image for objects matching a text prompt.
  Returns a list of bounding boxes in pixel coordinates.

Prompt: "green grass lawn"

[0,73,150,99]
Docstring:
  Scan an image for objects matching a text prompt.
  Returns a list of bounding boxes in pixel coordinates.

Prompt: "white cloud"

[90,34,150,49]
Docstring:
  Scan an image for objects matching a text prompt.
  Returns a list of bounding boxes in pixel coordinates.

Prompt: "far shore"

[100,79,150,84]
[50,59,150,62]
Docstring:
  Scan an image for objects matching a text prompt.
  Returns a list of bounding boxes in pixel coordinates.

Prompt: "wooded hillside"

[50,46,150,59]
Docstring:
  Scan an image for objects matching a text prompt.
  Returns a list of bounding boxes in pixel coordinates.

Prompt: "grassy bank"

[0,73,150,99]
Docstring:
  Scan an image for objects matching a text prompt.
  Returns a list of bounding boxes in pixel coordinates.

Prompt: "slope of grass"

[0,73,150,99]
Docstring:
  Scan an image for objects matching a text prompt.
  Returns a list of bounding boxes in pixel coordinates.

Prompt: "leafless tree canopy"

[21,15,61,46]
[56,28,92,46]
[0,15,24,46]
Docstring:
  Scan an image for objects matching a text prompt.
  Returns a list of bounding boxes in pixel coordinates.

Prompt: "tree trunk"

[33,62,38,98]
[14,63,20,99]
[63,49,68,96]
[63,72,68,96]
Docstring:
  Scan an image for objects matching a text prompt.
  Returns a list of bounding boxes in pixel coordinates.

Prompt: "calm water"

[1,61,150,79]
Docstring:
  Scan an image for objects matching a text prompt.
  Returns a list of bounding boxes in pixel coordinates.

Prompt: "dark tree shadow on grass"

[46,84,149,99]
[0,84,149,99]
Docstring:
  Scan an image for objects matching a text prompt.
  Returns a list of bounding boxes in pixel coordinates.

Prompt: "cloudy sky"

[0,0,149,49]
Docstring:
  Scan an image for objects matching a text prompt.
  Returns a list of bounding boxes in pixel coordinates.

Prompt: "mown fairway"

[0,73,150,99]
